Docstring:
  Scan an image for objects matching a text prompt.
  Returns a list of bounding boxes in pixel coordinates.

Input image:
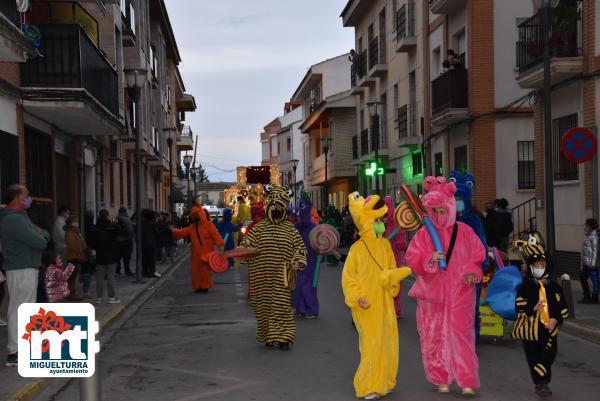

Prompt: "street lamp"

[164,127,177,216]
[124,67,147,284]
[367,100,384,195]
[190,166,199,203]
[320,137,332,209]
[531,0,560,263]
[291,159,299,208]
[183,154,193,210]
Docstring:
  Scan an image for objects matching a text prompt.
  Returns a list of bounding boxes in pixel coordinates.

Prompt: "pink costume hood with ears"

[421,176,457,229]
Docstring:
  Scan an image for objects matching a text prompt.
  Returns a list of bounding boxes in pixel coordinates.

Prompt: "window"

[127,160,132,206]
[120,0,127,16]
[432,47,441,78]
[129,2,136,35]
[412,151,423,177]
[434,152,443,176]
[553,114,578,181]
[518,141,535,189]
[454,145,468,173]
[277,141,280,155]
[287,138,291,152]
[25,127,53,198]
[0,132,19,202]
[150,46,157,76]
[393,83,399,124]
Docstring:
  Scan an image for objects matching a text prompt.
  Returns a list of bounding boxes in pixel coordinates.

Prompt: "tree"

[195,163,210,183]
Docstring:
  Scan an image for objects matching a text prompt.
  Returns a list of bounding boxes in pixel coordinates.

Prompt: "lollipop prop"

[208,252,228,273]
[309,224,341,288]
[399,184,447,270]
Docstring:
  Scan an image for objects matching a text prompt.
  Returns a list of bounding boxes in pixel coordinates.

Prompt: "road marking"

[122,361,258,400]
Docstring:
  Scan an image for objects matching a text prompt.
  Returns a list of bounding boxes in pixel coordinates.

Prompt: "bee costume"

[512,232,569,396]
[240,184,307,349]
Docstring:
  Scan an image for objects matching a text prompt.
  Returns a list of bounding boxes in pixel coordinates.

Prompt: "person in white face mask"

[512,233,569,397]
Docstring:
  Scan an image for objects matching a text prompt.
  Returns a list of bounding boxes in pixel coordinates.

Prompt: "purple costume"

[291,197,319,317]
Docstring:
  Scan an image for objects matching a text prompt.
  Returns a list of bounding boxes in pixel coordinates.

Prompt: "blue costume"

[215,208,239,267]
[291,197,319,317]
[449,171,489,345]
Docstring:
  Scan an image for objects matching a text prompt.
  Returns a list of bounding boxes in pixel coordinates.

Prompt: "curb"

[562,320,600,345]
[6,248,190,401]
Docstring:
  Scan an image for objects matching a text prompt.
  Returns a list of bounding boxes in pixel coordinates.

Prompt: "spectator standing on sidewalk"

[579,218,599,304]
[51,206,70,259]
[90,209,122,304]
[0,184,50,367]
[116,207,134,275]
[141,209,161,278]
[64,216,88,298]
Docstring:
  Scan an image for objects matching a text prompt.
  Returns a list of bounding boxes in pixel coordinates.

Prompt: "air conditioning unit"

[108,140,123,161]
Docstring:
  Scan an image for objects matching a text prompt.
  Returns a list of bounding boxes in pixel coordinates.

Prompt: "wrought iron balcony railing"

[21,24,119,116]
[516,10,581,73]
[431,68,468,115]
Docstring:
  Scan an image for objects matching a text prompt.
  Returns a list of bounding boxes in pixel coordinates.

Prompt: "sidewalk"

[338,246,600,343]
[0,245,190,401]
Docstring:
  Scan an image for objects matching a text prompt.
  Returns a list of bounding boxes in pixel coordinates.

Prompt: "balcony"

[21,25,121,136]
[397,104,420,147]
[515,11,582,89]
[431,68,469,127]
[121,0,136,46]
[429,0,466,15]
[360,128,369,156]
[177,125,194,151]
[395,1,416,53]
[0,0,32,62]
[352,135,358,160]
[351,50,370,91]
[368,37,387,78]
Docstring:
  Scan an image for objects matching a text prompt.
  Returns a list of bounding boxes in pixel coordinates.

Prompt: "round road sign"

[561,127,597,164]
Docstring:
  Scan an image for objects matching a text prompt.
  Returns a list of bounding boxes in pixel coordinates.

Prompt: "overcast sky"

[165,0,354,182]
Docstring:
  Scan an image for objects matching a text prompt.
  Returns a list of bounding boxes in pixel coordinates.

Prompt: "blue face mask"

[456,199,465,213]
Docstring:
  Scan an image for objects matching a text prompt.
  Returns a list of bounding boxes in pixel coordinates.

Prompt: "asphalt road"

[33,254,600,401]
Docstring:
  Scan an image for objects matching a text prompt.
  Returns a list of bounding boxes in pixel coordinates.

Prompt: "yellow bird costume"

[342,192,411,398]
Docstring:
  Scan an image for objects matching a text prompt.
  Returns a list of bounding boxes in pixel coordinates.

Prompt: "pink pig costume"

[406,176,486,390]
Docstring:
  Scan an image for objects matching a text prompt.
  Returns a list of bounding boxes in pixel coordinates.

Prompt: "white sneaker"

[152,272,162,278]
[364,394,380,400]
[108,297,121,304]
[96,298,103,304]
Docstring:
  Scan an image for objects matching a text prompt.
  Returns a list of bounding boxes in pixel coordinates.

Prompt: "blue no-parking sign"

[561,127,598,164]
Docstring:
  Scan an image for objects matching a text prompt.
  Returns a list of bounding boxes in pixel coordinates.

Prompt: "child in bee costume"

[240,184,307,350]
[513,233,569,397]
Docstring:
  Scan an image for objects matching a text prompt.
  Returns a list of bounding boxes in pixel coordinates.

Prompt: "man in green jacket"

[0,184,49,367]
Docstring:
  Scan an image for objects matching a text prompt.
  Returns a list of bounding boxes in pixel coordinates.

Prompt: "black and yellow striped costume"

[513,278,569,385]
[240,185,307,346]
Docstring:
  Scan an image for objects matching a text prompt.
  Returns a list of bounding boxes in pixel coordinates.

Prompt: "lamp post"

[190,167,198,203]
[124,67,147,284]
[320,137,332,209]
[367,100,384,195]
[164,127,176,216]
[183,154,193,211]
[532,0,560,261]
[291,159,299,208]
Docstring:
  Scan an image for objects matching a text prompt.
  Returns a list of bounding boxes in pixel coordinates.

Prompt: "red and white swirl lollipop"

[309,224,341,287]
[208,252,228,273]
